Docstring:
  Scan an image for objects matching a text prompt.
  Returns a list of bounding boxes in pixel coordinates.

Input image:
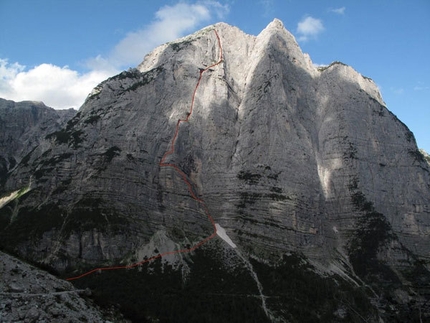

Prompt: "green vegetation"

[84,115,101,124]
[348,179,398,285]
[65,112,81,131]
[345,178,430,321]
[348,209,399,285]
[114,68,140,80]
[47,129,69,144]
[317,61,348,72]
[0,198,64,248]
[111,66,164,93]
[409,149,427,165]
[45,112,84,148]
[16,185,31,199]
[401,256,430,313]
[170,40,192,52]
[46,129,84,148]
[251,252,377,322]
[0,193,128,252]
[72,244,269,323]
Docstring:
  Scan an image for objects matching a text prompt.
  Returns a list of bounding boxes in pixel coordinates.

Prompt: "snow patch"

[215,223,237,248]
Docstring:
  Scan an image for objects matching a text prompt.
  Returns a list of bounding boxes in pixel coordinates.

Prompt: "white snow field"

[215,223,237,248]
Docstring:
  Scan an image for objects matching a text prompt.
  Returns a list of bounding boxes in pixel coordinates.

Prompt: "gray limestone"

[0,19,429,320]
[0,251,129,322]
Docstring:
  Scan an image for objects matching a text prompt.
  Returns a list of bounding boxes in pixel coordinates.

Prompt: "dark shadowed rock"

[0,251,129,322]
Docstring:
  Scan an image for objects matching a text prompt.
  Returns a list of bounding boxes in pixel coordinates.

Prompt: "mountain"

[0,250,130,322]
[0,98,76,187]
[1,19,429,322]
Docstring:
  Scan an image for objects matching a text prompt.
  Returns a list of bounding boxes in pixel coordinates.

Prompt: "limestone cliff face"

[1,19,429,322]
[0,98,76,186]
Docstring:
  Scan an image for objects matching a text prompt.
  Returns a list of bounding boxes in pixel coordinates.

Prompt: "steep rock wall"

[0,21,428,318]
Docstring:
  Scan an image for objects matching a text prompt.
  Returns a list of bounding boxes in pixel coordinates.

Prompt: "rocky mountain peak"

[258,18,298,47]
[1,20,429,322]
[267,17,285,29]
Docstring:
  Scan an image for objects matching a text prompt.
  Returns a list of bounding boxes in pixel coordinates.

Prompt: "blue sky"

[0,0,429,151]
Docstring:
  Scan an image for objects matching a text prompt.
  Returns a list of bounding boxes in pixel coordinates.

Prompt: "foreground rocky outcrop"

[0,19,429,322]
[0,251,129,322]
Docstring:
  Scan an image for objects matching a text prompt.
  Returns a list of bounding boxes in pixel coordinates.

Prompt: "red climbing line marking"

[66,29,223,282]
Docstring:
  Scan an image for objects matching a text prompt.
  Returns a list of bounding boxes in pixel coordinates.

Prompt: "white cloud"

[0,59,25,81]
[296,16,324,42]
[0,1,229,109]
[0,59,24,95]
[330,7,346,15]
[0,60,113,109]
[108,1,229,69]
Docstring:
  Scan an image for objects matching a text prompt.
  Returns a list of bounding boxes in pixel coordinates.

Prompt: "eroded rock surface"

[0,98,76,187]
[1,19,429,322]
[0,251,129,323]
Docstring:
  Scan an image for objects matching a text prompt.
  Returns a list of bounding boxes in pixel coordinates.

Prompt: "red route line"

[66,29,223,281]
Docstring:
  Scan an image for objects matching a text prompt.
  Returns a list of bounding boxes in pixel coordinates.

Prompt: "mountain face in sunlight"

[1,20,429,322]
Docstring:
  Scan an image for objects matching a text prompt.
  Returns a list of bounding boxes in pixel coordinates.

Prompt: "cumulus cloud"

[0,59,24,95]
[0,59,113,109]
[330,7,346,15]
[296,16,324,42]
[0,59,25,81]
[0,1,229,109]
[109,1,228,67]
